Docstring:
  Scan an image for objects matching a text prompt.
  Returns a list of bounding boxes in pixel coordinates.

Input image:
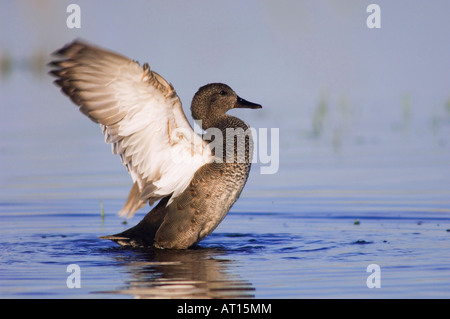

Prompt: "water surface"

[1,72,450,298]
[2,1,450,297]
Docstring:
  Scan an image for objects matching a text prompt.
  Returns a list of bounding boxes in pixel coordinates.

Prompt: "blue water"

[1,201,450,298]
[1,72,450,298]
[2,1,450,298]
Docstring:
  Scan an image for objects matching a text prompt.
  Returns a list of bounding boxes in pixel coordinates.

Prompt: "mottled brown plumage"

[105,85,260,249]
[49,40,261,249]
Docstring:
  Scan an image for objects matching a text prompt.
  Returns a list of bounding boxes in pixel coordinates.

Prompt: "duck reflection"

[106,246,255,299]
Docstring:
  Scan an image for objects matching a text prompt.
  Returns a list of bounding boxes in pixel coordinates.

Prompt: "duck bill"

[234,96,262,109]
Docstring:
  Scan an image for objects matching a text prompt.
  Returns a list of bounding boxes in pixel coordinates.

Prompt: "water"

[1,203,450,298]
[1,1,450,298]
[1,70,449,299]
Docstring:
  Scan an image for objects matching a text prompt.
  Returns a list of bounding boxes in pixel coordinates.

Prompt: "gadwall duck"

[49,40,261,249]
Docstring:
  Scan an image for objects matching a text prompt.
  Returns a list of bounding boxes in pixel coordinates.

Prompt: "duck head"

[191,83,261,130]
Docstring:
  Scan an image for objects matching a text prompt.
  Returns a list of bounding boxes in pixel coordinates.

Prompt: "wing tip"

[50,38,92,57]
[118,182,149,219]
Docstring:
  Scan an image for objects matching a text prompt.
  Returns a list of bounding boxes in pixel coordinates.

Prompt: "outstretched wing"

[49,40,213,218]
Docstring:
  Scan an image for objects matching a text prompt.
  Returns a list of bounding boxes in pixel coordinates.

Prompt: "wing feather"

[50,40,213,218]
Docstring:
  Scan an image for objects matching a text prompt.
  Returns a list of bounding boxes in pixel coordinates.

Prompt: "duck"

[49,40,261,249]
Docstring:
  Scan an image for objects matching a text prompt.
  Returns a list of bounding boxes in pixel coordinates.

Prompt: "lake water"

[1,65,450,298]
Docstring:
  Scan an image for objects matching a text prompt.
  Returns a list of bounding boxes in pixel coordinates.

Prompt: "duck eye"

[219,90,228,96]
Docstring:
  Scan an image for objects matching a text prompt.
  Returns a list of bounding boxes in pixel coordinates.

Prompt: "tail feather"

[102,196,171,248]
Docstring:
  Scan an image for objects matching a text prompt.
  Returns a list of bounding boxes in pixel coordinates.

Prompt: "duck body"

[49,40,261,249]
[106,108,254,249]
